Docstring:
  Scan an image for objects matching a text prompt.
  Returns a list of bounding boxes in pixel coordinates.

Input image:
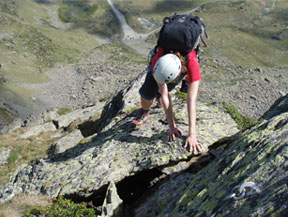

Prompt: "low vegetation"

[0,129,58,185]
[25,197,96,217]
[58,0,122,37]
[176,90,187,100]
[57,107,72,116]
[0,194,51,217]
[0,195,96,217]
[222,103,259,131]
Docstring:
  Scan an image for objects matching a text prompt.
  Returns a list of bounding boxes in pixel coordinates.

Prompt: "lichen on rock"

[135,95,288,217]
[0,71,239,205]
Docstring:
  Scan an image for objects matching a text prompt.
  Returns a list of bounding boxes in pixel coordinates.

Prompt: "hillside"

[0,0,288,215]
[0,0,287,130]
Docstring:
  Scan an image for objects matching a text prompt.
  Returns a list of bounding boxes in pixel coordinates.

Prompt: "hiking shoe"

[132,109,149,126]
[156,96,163,108]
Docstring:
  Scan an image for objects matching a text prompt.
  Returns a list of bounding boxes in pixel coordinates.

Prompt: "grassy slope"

[0,0,144,188]
[0,0,287,179]
[0,0,109,85]
[203,0,288,67]
[115,0,288,68]
[0,0,287,215]
[0,0,121,123]
[113,0,214,33]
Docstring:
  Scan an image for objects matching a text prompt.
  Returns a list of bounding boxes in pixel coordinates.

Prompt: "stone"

[101,182,123,217]
[53,103,105,129]
[134,97,288,217]
[0,70,238,203]
[261,94,288,120]
[46,129,84,157]
[17,122,56,139]
[0,118,22,134]
[0,149,10,165]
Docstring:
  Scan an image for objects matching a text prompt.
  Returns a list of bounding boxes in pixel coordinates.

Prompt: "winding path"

[106,0,148,40]
[106,0,203,55]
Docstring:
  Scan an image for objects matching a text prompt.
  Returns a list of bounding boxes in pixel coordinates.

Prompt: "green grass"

[197,0,288,68]
[222,103,259,131]
[176,91,187,100]
[96,41,146,65]
[0,0,18,16]
[7,147,22,165]
[0,108,15,124]
[25,197,97,217]
[57,107,72,116]
[113,0,212,33]
[57,0,122,37]
[0,129,58,186]
[58,1,98,23]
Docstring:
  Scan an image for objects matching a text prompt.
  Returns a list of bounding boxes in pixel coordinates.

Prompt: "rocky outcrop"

[46,129,84,157]
[1,71,288,217]
[261,94,288,120]
[135,95,288,217]
[17,122,56,139]
[100,181,123,217]
[1,65,287,216]
[53,103,106,129]
[0,70,239,205]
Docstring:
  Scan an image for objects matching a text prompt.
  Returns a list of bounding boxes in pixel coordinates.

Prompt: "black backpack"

[157,13,207,56]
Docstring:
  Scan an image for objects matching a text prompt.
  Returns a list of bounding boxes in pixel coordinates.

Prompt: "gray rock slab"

[101,181,123,217]
[53,103,105,129]
[0,96,238,202]
[47,129,84,157]
[0,69,240,203]
[135,111,288,216]
[17,122,56,139]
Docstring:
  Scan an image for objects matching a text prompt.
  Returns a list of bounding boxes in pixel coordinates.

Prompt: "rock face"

[0,70,239,205]
[101,181,123,217]
[1,66,287,216]
[135,95,288,217]
[261,94,288,120]
[46,129,84,157]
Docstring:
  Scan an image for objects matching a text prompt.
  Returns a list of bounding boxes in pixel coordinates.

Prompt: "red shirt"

[152,48,202,83]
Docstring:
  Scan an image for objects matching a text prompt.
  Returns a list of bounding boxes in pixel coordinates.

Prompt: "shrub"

[25,197,97,217]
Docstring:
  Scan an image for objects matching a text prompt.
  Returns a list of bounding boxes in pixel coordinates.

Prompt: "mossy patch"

[57,107,72,116]
[222,103,259,131]
[176,91,187,100]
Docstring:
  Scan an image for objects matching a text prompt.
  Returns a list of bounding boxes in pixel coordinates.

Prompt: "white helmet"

[153,53,181,84]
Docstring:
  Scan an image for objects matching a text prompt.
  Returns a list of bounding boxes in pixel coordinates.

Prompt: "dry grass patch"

[0,128,60,186]
[0,194,51,217]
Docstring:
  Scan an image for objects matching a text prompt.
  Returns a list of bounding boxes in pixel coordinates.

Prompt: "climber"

[132,48,203,153]
[132,13,207,153]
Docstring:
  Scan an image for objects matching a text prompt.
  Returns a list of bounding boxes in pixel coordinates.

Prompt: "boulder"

[134,96,288,217]
[46,129,84,157]
[0,118,22,134]
[0,149,10,165]
[261,94,288,120]
[17,122,56,139]
[53,102,105,129]
[100,181,123,217]
[0,71,238,204]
